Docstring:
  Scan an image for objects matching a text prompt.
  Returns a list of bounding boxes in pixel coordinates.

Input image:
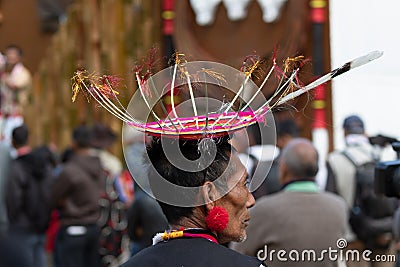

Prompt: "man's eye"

[244,180,250,188]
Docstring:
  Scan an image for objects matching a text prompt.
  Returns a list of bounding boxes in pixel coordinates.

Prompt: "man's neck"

[74,147,91,156]
[345,134,369,146]
[16,145,31,156]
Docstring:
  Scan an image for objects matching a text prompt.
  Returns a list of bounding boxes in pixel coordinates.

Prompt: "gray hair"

[280,138,319,180]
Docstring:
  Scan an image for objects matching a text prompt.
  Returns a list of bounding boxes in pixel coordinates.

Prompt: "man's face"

[217,153,255,243]
[5,48,21,66]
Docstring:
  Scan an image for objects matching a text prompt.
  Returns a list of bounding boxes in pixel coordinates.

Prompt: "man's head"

[343,115,365,135]
[12,124,29,149]
[146,136,233,223]
[276,119,299,149]
[146,136,255,243]
[72,125,93,150]
[279,138,319,185]
[4,45,23,67]
[91,122,117,149]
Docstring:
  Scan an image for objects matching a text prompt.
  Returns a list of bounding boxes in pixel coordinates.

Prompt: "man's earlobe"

[201,181,218,211]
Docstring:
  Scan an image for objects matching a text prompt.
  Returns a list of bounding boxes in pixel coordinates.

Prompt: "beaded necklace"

[152,228,218,245]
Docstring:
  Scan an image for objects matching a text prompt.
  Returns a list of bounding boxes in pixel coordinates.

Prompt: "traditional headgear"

[72,51,382,140]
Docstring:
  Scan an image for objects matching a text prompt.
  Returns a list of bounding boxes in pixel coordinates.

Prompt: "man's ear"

[201,181,219,213]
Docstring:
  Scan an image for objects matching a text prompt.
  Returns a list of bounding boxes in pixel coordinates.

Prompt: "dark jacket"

[122,237,264,267]
[6,150,52,232]
[232,182,347,267]
[50,154,105,226]
[252,156,281,199]
[127,190,168,250]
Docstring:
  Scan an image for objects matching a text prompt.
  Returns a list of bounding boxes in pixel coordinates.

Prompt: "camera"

[375,142,400,198]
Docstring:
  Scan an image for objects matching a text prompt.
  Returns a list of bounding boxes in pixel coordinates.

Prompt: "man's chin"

[235,232,247,243]
[220,231,247,244]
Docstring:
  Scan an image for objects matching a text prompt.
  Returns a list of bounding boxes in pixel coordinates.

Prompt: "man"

[90,122,122,177]
[327,115,378,208]
[89,122,128,265]
[126,188,169,256]
[0,45,32,144]
[50,125,106,267]
[327,115,395,267]
[5,125,52,267]
[1,138,31,267]
[121,136,264,267]
[124,128,169,256]
[231,138,347,267]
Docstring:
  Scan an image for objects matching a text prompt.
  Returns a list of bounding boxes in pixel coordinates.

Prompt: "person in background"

[90,122,131,266]
[5,125,52,267]
[90,122,122,178]
[231,138,347,267]
[50,125,105,267]
[0,45,32,145]
[126,188,169,256]
[47,147,74,267]
[0,141,18,267]
[327,115,396,267]
[123,127,168,256]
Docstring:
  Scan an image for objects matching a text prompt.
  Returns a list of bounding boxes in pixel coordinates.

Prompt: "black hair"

[34,145,58,167]
[276,119,300,138]
[146,135,233,225]
[72,125,93,148]
[12,125,29,148]
[247,123,262,145]
[60,147,75,163]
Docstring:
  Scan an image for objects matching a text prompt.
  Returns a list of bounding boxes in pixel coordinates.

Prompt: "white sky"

[330,0,400,150]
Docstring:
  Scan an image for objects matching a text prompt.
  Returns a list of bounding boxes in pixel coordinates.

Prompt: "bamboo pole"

[29,0,163,154]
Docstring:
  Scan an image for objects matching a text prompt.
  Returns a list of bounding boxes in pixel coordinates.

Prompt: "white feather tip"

[351,50,384,68]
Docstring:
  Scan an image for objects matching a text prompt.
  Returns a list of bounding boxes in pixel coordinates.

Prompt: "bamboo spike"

[203,70,209,130]
[148,77,179,132]
[185,71,199,128]
[104,78,137,122]
[135,73,172,129]
[255,70,299,115]
[81,81,133,123]
[276,50,384,106]
[240,64,275,112]
[223,75,250,113]
[210,75,251,128]
[170,64,184,128]
[221,64,278,128]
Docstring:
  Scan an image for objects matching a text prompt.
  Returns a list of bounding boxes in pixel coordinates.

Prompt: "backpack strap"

[341,150,363,207]
[341,150,358,167]
[341,149,377,207]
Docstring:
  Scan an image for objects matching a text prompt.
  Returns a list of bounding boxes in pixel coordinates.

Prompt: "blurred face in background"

[5,47,21,67]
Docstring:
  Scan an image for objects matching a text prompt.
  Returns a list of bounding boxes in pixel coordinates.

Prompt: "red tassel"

[206,206,229,232]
